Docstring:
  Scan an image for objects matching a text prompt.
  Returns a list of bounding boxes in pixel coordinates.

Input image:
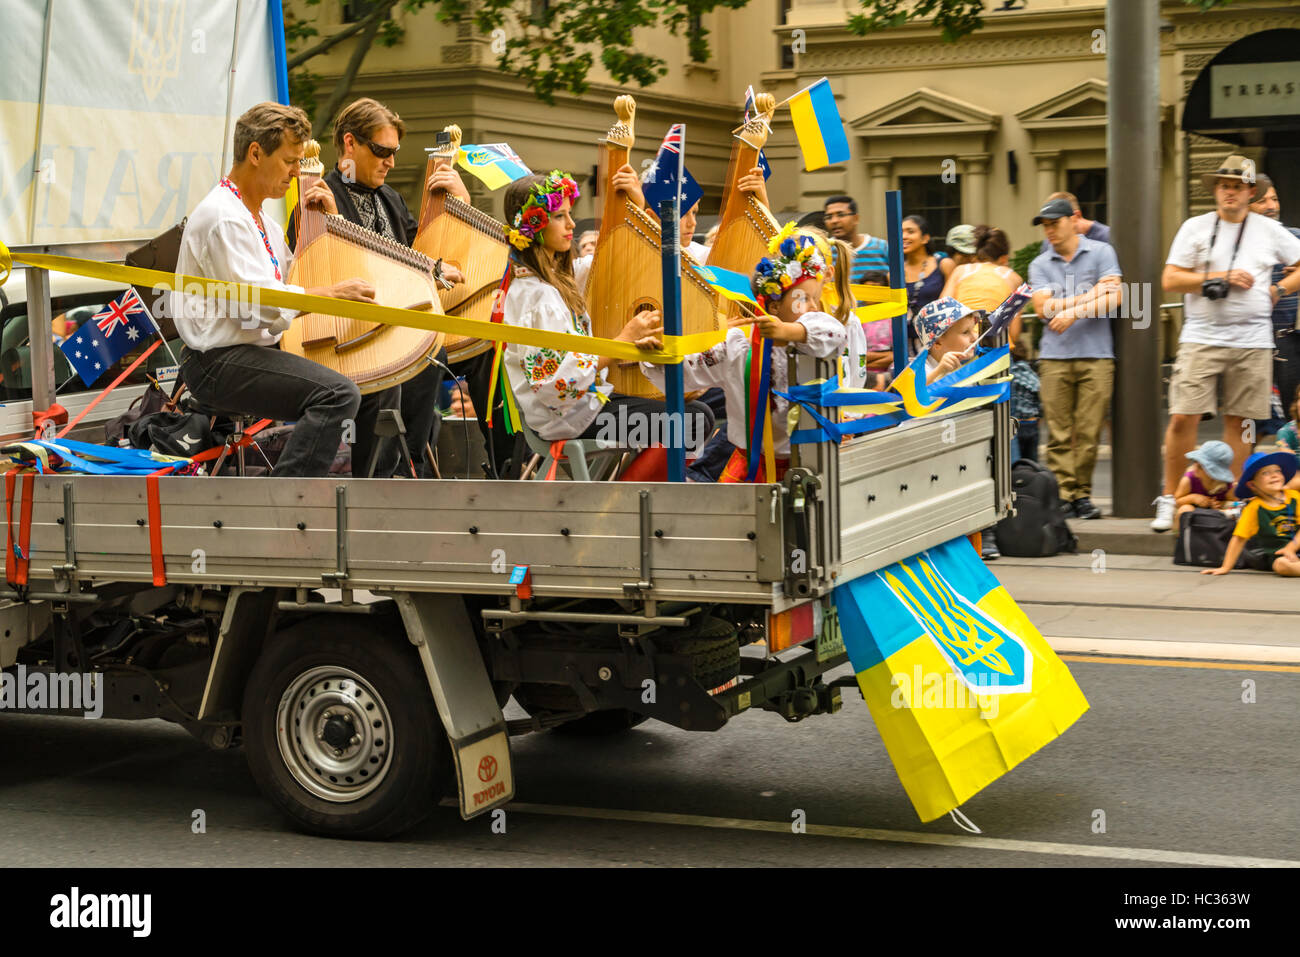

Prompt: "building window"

[899,174,963,247]
[1066,168,1108,226]
[688,13,707,63]
[341,1,375,24]
[779,0,794,69]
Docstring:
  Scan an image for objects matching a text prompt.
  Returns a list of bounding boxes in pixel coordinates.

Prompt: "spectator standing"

[903,214,953,317]
[1029,196,1124,520]
[1152,154,1300,531]
[1038,190,1110,255]
[577,230,599,258]
[945,224,978,265]
[1248,173,1300,434]
[941,225,1022,312]
[823,196,890,282]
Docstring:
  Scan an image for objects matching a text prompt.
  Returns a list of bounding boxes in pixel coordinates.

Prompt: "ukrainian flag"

[788,78,850,171]
[835,537,1088,822]
[457,143,532,191]
[695,265,758,306]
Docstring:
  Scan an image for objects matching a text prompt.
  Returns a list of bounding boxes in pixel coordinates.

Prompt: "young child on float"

[913,297,981,386]
[499,170,713,453]
[640,224,858,483]
[1203,450,1300,577]
[1172,440,1236,521]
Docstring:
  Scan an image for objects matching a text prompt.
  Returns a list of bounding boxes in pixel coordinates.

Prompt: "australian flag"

[642,123,703,214]
[59,288,156,385]
[744,86,772,181]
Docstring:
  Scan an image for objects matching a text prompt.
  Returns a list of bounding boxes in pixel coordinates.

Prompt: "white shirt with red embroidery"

[503,255,613,441]
[640,311,846,457]
[171,184,306,352]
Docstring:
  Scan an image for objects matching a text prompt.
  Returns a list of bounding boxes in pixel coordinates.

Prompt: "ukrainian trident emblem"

[127,0,185,102]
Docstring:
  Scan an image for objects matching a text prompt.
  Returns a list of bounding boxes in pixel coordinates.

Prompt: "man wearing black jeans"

[174,102,374,477]
[302,97,473,477]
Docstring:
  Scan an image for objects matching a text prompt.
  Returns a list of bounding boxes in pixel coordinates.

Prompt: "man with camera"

[1152,154,1300,532]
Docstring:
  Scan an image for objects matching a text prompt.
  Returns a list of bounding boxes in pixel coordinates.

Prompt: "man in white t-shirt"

[1151,154,1300,531]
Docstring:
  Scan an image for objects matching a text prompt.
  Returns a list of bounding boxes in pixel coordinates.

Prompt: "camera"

[1201,278,1230,300]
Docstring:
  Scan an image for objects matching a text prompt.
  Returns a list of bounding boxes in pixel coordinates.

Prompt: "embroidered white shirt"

[503,256,613,441]
[171,184,305,352]
[640,312,846,457]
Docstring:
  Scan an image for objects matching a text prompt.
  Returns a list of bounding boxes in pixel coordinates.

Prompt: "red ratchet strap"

[56,339,162,439]
[190,419,273,464]
[544,440,566,481]
[146,474,166,586]
[4,471,35,587]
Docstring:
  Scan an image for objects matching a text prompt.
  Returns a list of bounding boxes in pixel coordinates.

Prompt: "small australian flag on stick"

[59,289,157,386]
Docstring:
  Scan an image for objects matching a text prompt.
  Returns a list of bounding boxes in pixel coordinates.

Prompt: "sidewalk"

[993,553,1300,664]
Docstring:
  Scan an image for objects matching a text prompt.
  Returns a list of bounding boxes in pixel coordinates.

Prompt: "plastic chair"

[515,413,621,481]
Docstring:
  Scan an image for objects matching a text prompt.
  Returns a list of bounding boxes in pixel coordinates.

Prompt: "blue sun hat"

[1186,440,1235,484]
[913,297,976,350]
[1235,450,1298,499]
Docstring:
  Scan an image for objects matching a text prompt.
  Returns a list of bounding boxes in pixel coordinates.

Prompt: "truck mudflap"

[393,593,514,820]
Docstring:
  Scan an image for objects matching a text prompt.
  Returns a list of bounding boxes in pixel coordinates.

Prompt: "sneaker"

[1150,494,1175,532]
[980,534,1000,561]
[1071,496,1102,520]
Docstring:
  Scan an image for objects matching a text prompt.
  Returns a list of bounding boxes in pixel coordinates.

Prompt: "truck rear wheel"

[243,617,449,840]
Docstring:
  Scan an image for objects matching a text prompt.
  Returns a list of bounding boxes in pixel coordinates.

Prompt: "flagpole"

[885,189,906,377]
[772,76,829,110]
[660,126,687,483]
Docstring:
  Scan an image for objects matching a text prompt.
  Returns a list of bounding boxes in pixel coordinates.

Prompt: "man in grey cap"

[1029,196,1124,520]
[1152,153,1300,532]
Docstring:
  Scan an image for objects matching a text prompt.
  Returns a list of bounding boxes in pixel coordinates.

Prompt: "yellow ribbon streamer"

[0,243,728,365]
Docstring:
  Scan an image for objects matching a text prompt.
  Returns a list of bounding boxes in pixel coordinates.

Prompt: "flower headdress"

[750,223,831,308]
[506,170,581,250]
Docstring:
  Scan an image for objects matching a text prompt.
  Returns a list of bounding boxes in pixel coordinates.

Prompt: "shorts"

[1168,341,1272,420]
[1242,543,1283,572]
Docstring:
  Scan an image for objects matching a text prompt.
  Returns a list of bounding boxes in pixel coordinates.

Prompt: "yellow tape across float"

[0,243,729,366]
[850,283,908,324]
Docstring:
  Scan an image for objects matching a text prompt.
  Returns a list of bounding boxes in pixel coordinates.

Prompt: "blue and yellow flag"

[457,143,532,190]
[834,537,1088,822]
[788,77,850,171]
[695,264,758,306]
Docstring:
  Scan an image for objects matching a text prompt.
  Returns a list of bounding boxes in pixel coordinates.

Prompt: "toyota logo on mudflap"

[477,755,498,782]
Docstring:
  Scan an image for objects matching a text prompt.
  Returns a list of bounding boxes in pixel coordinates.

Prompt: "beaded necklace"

[219,177,281,281]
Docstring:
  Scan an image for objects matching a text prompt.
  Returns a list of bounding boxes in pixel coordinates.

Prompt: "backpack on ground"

[1173,507,1244,568]
[995,459,1078,557]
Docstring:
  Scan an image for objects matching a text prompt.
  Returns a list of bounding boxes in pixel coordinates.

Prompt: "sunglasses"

[356,136,399,160]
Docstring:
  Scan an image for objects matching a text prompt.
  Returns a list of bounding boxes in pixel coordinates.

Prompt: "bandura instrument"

[585,95,722,398]
[708,91,781,323]
[282,140,444,395]
[412,125,510,363]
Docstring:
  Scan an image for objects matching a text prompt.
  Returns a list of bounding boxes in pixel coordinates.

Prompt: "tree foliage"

[285,0,1242,135]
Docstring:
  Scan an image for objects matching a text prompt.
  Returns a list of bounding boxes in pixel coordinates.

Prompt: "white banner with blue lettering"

[1,0,284,244]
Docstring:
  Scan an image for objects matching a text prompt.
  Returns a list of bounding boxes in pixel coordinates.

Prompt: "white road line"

[505,802,1300,867]
[1045,635,1300,664]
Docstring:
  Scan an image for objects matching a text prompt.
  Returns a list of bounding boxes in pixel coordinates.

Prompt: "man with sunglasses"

[293,97,472,477]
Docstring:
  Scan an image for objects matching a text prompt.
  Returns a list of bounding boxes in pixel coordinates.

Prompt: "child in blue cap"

[1203,450,1300,576]
[913,297,980,386]
[1173,440,1236,523]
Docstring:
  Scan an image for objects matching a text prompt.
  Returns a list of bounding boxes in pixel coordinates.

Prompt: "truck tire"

[242,617,449,840]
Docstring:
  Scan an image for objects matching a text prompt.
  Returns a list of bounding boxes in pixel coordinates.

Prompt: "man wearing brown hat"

[1152,154,1300,531]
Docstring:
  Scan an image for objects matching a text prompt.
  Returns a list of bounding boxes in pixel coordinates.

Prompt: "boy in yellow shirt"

[1204,451,1300,576]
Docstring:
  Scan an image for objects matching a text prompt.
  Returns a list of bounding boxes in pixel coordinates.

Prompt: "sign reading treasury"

[1211,61,1300,120]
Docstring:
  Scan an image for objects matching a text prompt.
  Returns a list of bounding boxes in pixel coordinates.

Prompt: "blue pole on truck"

[269,1,290,105]
[660,195,685,483]
[885,189,906,378]
[660,127,687,483]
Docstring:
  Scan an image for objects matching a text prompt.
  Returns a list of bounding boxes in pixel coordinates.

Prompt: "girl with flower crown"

[640,225,859,482]
[500,170,714,450]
